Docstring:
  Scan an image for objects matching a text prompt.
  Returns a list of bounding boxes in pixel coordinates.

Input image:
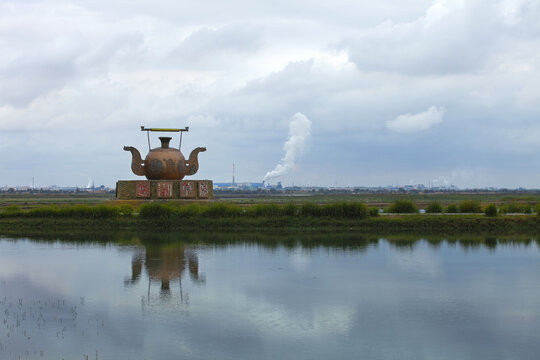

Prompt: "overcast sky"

[1,0,540,188]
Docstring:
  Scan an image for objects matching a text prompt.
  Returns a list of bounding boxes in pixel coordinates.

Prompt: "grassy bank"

[2,213,540,236]
[4,191,540,209]
[1,202,540,236]
[0,202,373,220]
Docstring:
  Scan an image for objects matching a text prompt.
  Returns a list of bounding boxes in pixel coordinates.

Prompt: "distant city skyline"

[1,0,540,188]
[3,179,538,192]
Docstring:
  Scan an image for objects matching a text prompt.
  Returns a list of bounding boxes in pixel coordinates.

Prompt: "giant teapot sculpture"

[124,126,206,180]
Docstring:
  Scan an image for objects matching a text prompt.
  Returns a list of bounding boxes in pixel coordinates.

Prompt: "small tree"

[426,202,443,213]
[458,200,482,213]
[368,207,380,217]
[446,204,458,213]
[485,204,498,217]
[385,200,419,214]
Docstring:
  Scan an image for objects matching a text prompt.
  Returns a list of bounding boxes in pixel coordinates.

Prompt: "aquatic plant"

[385,200,419,214]
[118,204,134,216]
[175,203,203,217]
[500,202,532,214]
[21,204,120,218]
[249,204,284,217]
[283,203,299,216]
[139,202,370,219]
[426,202,443,213]
[139,203,174,219]
[27,205,60,217]
[202,203,241,218]
[319,202,368,218]
[0,205,22,217]
[458,200,482,213]
[485,204,498,217]
[298,202,369,219]
[368,207,380,217]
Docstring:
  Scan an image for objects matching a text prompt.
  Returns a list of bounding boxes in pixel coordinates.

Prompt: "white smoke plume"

[263,113,312,181]
[431,176,450,188]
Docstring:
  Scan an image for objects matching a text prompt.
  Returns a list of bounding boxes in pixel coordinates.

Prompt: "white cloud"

[386,106,445,133]
[186,114,220,128]
[1,0,540,187]
[342,0,505,75]
[498,0,528,25]
[169,24,265,69]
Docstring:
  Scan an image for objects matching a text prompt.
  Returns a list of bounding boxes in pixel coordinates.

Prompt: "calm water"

[0,233,539,360]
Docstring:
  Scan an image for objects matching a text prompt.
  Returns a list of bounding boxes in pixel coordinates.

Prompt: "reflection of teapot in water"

[124,137,206,180]
[126,243,205,296]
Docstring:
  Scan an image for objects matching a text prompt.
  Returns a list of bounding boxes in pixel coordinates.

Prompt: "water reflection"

[1,233,540,360]
[125,242,205,299]
[2,231,538,252]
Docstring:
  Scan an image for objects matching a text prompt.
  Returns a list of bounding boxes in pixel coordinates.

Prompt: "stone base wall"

[116,180,213,200]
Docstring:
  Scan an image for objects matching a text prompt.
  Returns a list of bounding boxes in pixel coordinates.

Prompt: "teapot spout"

[123,146,146,176]
[184,147,207,176]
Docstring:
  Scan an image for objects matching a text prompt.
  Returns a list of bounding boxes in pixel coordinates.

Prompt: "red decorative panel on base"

[117,180,213,200]
[180,181,196,198]
[157,182,173,198]
[136,182,150,198]
[198,181,210,198]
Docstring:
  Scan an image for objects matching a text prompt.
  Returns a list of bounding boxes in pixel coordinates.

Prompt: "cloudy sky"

[1,0,540,188]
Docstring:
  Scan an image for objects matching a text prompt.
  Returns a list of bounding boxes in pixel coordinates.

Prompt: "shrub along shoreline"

[1,201,540,235]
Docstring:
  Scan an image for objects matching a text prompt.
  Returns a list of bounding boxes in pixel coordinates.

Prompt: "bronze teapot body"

[124,136,206,180]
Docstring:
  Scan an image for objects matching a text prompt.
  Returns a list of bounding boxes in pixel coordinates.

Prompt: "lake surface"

[0,233,539,360]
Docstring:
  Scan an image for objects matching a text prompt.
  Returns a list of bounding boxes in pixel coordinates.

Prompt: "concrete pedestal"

[116,180,213,200]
